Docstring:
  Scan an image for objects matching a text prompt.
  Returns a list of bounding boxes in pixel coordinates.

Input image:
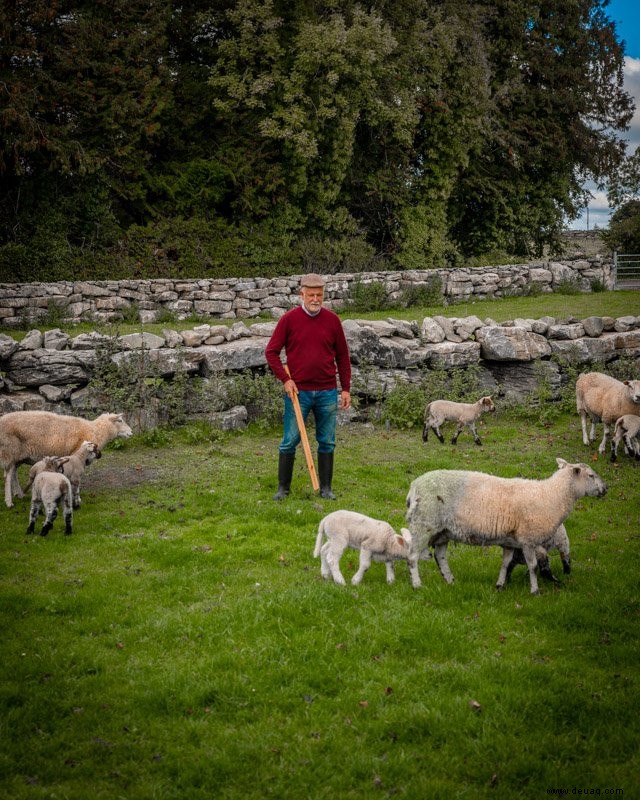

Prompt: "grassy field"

[1,406,638,799]
[1,288,638,339]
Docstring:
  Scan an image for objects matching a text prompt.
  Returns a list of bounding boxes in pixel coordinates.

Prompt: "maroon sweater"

[265,306,351,392]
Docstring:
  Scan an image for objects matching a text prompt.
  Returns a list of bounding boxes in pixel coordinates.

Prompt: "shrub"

[347,278,389,312]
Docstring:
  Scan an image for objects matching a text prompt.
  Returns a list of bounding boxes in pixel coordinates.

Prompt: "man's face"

[301,286,324,314]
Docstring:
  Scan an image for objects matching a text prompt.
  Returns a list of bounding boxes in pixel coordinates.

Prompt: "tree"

[601,199,640,253]
[448,0,633,257]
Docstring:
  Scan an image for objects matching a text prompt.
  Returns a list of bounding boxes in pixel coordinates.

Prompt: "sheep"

[610,414,640,462]
[405,458,606,595]
[313,510,422,587]
[422,396,496,446]
[575,372,640,454]
[24,440,102,509]
[26,456,74,536]
[0,410,132,507]
[501,524,571,586]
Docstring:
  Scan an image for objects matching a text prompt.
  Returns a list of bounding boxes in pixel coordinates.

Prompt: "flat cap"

[300,273,326,288]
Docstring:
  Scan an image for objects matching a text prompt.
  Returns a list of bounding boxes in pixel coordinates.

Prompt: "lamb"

[422,396,495,445]
[405,458,606,594]
[313,510,422,587]
[501,524,571,586]
[610,414,640,462]
[0,410,132,507]
[575,372,640,454]
[26,456,74,536]
[24,440,102,509]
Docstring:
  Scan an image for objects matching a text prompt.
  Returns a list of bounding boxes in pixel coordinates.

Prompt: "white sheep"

[313,510,422,587]
[24,440,102,509]
[422,396,496,445]
[501,524,571,586]
[26,457,74,536]
[0,410,132,507]
[610,414,640,462]
[405,458,606,594]
[575,372,640,454]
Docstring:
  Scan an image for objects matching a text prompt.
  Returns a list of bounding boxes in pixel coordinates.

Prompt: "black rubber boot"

[273,452,295,500]
[318,452,336,500]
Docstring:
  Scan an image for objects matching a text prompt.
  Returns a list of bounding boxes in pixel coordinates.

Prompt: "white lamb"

[575,372,640,454]
[24,440,102,509]
[610,414,640,462]
[422,396,496,445]
[501,524,571,586]
[26,457,74,537]
[405,458,606,594]
[313,510,422,587]
[0,410,132,507]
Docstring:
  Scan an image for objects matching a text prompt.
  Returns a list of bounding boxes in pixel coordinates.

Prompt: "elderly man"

[265,273,351,500]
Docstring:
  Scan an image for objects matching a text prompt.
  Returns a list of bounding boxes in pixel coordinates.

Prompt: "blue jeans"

[279,389,338,455]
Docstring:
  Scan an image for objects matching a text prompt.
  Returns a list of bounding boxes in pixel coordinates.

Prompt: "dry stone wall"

[0,258,611,328]
[0,311,638,429]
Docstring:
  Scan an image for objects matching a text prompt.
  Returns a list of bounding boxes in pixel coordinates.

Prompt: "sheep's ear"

[556,457,568,468]
[400,527,412,543]
[56,457,70,466]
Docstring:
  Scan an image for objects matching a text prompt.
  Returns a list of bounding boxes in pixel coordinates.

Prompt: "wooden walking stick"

[285,365,320,492]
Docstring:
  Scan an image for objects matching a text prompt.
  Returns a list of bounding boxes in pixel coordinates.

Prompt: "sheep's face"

[81,441,102,464]
[557,458,607,498]
[111,415,133,439]
[43,456,69,474]
[623,380,640,404]
[482,396,496,413]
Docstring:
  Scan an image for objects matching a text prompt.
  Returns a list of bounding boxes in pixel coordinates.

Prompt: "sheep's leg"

[560,552,572,574]
[610,435,620,462]
[537,555,559,584]
[384,560,396,585]
[72,485,81,509]
[422,422,429,442]
[326,544,347,586]
[40,505,58,537]
[496,547,516,590]
[11,467,24,499]
[319,541,332,580]
[26,500,41,535]
[4,468,15,508]
[352,549,373,585]
[597,422,610,454]
[63,501,73,535]
[432,424,445,444]
[432,541,454,584]
[451,423,464,445]
[469,422,482,446]
[580,412,594,446]
[407,557,422,589]
[521,545,541,595]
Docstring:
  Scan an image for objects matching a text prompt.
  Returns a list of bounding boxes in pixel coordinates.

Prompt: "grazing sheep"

[422,396,495,445]
[502,524,571,586]
[576,372,640,454]
[0,410,132,507]
[405,459,606,594]
[26,457,74,536]
[24,440,102,509]
[610,414,640,462]
[313,510,421,587]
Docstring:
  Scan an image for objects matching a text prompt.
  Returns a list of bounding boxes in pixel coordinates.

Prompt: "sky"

[572,0,640,230]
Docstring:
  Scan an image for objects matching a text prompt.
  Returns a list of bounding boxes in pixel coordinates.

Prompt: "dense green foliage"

[0,1,634,280]
[601,199,640,254]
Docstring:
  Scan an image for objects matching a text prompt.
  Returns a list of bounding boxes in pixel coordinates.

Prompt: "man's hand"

[284,378,297,399]
[340,390,351,410]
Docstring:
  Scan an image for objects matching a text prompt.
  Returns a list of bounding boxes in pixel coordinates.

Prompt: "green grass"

[1,411,638,799]
[1,289,638,340]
